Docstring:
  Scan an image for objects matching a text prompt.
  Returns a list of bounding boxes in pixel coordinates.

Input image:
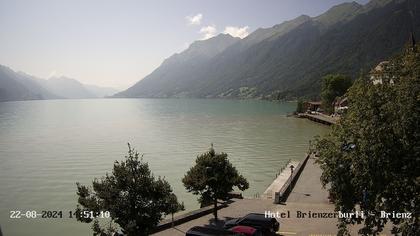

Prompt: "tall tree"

[182,144,249,220]
[295,99,305,113]
[75,144,183,236]
[315,45,420,235]
[321,74,353,114]
[166,193,185,228]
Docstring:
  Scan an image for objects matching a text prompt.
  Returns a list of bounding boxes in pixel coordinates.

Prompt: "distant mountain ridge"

[115,0,420,99]
[0,65,118,102]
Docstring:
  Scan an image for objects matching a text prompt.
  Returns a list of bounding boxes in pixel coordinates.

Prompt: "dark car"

[229,225,263,236]
[186,226,243,236]
[224,213,279,234]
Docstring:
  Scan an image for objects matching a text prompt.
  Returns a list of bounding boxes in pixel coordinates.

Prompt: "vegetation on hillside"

[116,0,419,100]
[320,74,353,114]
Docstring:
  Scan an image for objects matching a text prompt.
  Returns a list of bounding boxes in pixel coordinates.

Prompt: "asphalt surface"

[154,157,393,236]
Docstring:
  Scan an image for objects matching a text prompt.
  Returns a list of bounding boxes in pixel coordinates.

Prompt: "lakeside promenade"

[261,161,299,200]
[154,156,339,235]
[298,113,338,125]
[154,156,393,235]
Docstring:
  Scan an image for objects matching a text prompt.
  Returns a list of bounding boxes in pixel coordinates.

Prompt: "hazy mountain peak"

[45,76,95,99]
[364,0,399,10]
[49,76,78,82]
[0,65,60,101]
[186,33,240,56]
[160,33,240,68]
[116,0,419,99]
[243,14,311,46]
[314,1,363,28]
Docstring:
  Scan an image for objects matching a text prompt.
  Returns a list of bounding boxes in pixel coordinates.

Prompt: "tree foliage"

[76,144,183,236]
[321,74,353,114]
[315,45,420,235]
[166,193,185,227]
[182,145,249,220]
[296,99,305,113]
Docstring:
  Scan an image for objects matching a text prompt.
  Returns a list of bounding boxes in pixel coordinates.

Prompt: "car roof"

[242,213,269,221]
[186,226,238,236]
[230,225,257,234]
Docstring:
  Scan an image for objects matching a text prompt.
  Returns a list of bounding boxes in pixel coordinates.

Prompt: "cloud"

[223,26,250,39]
[199,25,217,40]
[186,13,203,25]
[48,70,57,78]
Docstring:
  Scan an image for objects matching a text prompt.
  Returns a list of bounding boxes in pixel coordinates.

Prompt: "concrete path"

[286,157,330,204]
[262,161,300,200]
[153,199,274,236]
[153,156,394,236]
[303,113,338,125]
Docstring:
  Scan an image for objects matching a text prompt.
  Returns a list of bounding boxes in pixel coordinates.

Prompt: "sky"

[0,0,369,90]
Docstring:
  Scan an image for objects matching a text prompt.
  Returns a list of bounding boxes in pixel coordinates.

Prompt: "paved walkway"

[287,157,329,204]
[302,113,338,125]
[154,157,393,236]
[262,161,299,200]
[153,199,274,236]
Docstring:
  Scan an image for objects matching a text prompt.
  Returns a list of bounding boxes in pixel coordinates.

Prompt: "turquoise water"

[0,98,328,235]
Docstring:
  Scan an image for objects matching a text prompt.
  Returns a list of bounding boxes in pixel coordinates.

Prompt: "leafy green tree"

[296,99,305,113]
[321,74,353,114]
[75,144,183,236]
[315,45,420,235]
[182,144,249,220]
[166,193,185,227]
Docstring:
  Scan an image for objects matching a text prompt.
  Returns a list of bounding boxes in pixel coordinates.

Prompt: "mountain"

[84,84,118,98]
[39,76,96,99]
[0,65,60,102]
[115,0,420,99]
[16,72,62,99]
[117,34,240,98]
[0,65,118,101]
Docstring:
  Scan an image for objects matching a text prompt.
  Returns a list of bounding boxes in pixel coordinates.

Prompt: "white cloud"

[223,26,250,39]
[186,13,203,25]
[199,25,217,40]
[48,70,57,78]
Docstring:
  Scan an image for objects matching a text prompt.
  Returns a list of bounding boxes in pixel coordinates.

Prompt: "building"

[369,60,391,85]
[303,101,322,113]
[333,97,348,115]
[370,32,416,85]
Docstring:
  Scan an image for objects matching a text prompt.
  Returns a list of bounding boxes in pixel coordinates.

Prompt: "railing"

[274,154,310,203]
[151,201,230,233]
[275,159,291,178]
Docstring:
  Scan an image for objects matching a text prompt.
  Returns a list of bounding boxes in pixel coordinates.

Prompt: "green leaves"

[315,45,420,235]
[76,144,183,236]
[321,74,353,114]
[182,146,249,218]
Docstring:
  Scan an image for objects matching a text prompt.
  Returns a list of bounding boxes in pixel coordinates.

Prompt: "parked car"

[229,225,263,236]
[224,213,280,234]
[186,226,243,236]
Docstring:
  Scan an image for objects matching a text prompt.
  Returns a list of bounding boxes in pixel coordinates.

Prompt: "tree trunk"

[171,213,174,228]
[213,198,218,221]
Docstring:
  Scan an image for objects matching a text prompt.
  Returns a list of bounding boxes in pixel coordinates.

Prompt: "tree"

[166,193,184,228]
[315,45,420,235]
[182,144,249,220]
[296,99,305,113]
[320,74,353,114]
[75,144,184,236]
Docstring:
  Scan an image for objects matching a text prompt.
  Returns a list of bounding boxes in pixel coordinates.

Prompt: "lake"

[0,98,328,235]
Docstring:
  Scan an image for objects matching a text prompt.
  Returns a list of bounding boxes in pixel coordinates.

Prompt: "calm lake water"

[0,99,328,235]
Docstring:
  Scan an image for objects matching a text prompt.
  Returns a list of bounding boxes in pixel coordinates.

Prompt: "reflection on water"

[0,98,328,235]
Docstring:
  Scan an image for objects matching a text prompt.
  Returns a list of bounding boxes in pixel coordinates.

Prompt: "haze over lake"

[0,99,328,235]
